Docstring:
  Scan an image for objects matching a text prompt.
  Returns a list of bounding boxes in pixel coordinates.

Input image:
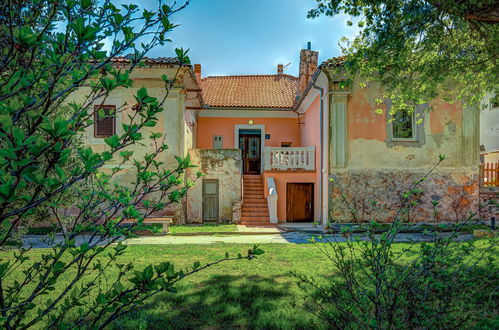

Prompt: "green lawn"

[167,223,238,234]
[113,244,328,329]
[1,242,496,329]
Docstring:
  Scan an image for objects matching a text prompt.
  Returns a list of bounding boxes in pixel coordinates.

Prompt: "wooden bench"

[121,218,173,233]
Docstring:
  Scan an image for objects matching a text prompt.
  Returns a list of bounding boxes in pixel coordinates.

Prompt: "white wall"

[480,93,499,152]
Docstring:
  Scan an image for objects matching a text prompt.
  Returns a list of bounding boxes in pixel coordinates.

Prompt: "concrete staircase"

[241,175,271,226]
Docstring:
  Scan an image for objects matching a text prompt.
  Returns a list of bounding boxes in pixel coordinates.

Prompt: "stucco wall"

[186,149,242,223]
[69,67,188,166]
[300,95,322,218]
[68,67,193,221]
[197,116,301,148]
[263,171,317,222]
[329,80,480,222]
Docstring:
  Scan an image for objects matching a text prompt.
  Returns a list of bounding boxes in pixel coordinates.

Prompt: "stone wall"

[186,149,242,223]
[329,169,480,223]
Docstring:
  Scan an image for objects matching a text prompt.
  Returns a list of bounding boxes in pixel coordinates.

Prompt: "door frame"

[235,124,265,174]
[202,179,219,221]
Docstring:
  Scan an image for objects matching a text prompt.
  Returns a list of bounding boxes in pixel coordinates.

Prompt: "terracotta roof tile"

[319,56,347,69]
[201,75,298,109]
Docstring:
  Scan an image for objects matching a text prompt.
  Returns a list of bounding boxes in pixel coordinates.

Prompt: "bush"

[297,159,498,329]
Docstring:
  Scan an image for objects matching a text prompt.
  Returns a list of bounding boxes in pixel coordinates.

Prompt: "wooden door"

[202,180,219,221]
[239,134,261,174]
[286,183,313,222]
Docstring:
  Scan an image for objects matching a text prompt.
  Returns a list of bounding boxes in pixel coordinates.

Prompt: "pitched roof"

[201,74,298,109]
[110,56,182,65]
[319,56,347,69]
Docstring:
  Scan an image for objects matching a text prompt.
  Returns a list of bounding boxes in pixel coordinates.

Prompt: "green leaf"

[104,135,120,149]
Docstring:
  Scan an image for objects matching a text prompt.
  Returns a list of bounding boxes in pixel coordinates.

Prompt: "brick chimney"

[277,64,284,74]
[298,42,318,95]
[194,64,202,83]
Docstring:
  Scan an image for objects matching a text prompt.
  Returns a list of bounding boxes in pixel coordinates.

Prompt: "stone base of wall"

[479,187,498,221]
[329,169,480,223]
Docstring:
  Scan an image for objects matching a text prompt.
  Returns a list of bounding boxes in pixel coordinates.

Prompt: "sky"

[132,0,360,77]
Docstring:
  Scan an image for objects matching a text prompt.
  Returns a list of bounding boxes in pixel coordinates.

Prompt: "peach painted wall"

[263,171,317,222]
[344,81,468,168]
[197,116,300,149]
[299,95,322,218]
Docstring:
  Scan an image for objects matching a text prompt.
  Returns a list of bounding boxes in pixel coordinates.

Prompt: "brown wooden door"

[239,134,261,174]
[203,180,219,221]
[286,183,313,222]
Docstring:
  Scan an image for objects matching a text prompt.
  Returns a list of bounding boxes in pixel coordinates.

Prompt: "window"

[213,135,223,149]
[281,142,292,147]
[391,109,415,140]
[94,105,116,138]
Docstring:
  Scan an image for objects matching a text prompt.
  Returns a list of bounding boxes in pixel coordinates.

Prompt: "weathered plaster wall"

[186,149,242,223]
[263,171,316,222]
[197,116,301,148]
[68,67,192,221]
[329,80,480,222]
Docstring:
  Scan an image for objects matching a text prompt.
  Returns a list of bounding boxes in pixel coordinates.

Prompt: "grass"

[168,223,238,234]
[0,241,496,329]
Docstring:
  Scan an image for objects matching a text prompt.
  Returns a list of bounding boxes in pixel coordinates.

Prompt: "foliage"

[297,160,498,329]
[308,0,499,109]
[0,0,260,328]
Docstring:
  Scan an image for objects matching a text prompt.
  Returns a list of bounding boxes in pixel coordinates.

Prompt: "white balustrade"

[264,146,315,171]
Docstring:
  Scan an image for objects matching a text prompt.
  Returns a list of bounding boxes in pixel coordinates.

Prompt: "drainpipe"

[312,84,324,224]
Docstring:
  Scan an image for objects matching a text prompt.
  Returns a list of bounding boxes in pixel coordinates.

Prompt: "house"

[186,54,325,225]
[76,48,483,225]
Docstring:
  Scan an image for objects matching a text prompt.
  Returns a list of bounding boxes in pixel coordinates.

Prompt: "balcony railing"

[264,146,315,171]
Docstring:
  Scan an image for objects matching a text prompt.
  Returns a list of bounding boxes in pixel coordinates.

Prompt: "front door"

[239,133,261,174]
[202,180,219,221]
[286,183,313,222]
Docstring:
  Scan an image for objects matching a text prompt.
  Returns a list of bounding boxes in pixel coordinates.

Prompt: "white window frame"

[234,124,265,174]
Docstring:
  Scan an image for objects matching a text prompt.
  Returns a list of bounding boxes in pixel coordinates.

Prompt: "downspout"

[312,84,324,223]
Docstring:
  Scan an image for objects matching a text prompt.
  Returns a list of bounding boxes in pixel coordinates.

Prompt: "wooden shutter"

[94,105,116,138]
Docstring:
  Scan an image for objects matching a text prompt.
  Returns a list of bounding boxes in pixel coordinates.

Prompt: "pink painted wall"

[197,116,301,149]
[263,171,317,222]
[299,95,322,219]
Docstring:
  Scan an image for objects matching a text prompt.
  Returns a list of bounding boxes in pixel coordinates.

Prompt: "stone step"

[242,205,268,210]
[244,190,263,198]
[242,212,269,218]
[241,217,270,223]
[240,222,273,226]
[243,199,267,204]
[244,182,263,186]
[240,222,272,226]
[244,188,263,193]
